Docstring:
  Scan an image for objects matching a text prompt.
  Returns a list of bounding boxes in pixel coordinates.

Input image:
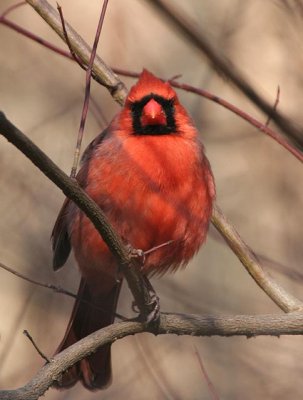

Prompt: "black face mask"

[131,94,176,135]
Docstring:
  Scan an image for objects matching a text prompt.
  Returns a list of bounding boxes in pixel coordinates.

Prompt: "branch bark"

[1,312,303,400]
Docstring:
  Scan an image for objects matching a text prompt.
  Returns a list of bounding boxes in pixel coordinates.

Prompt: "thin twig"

[1,1,27,18]
[193,346,220,400]
[0,261,126,320]
[0,16,75,61]
[0,261,77,298]
[265,85,280,127]
[57,3,86,69]
[144,240,175,256]
[71,0,109,178]
[23,330,50,363]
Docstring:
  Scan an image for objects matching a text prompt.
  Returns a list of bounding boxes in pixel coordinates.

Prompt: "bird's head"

[120,70,180,136]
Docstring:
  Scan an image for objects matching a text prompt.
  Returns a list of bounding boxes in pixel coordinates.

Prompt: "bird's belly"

[70,173,211,279]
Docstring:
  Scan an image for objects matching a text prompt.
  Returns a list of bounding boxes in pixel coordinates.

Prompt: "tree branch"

[148,0,303,150]
[1,312,303,399]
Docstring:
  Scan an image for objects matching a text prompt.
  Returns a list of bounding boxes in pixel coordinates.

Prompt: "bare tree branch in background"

[148,0,303,150]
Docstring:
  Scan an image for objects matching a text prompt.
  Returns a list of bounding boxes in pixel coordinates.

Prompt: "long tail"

[54,278,122,390]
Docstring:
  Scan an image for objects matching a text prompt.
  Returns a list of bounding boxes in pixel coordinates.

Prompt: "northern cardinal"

[52,70,215,390]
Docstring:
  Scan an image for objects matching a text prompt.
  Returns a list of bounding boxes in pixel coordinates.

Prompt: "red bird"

[52,70,215,390]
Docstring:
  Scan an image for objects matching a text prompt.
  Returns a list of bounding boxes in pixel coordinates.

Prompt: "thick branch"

[1,312,303,399]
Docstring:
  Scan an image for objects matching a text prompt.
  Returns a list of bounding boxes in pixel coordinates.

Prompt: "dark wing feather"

[52,198,71,270]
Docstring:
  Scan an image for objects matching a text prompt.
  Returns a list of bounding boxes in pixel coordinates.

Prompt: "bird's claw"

[131,278,160,324]
[145,292,160,324]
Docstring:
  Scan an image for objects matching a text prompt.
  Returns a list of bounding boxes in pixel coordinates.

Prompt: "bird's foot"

[131,275,160,324]
[126,244,146,269]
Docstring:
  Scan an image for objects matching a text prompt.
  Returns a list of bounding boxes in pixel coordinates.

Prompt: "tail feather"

[54,278,122,390]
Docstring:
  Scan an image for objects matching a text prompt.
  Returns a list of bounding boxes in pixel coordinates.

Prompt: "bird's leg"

[126,244,160,323]
[142,275,160,324]
[130,275,160,323]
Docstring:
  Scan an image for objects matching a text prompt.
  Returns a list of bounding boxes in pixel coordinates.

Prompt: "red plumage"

[52,69,215,390]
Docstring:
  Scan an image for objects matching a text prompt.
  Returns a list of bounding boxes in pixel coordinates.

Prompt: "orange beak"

[141,99,166,125]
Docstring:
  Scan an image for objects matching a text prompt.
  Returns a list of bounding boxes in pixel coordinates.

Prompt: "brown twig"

[0,261,126,320]
[168,80,303,163]
[1,1,27,18]
[57,3,86,69]
[23,330,50,363]
[72,0,108,177]
[57,1,109,177]
[1,313,303,399]
[0,260,78,297]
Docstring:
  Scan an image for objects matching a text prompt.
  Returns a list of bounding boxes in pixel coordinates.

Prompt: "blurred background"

[1,0,303,398]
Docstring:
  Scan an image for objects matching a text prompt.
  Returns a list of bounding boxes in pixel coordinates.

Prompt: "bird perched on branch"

[52,69,215,390]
